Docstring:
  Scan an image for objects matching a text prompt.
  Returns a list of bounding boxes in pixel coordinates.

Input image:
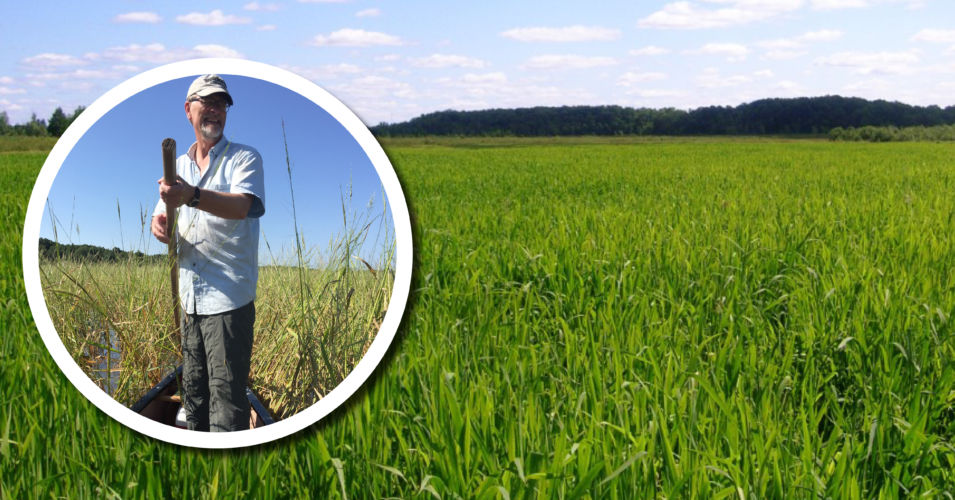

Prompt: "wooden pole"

[161,138,181,344]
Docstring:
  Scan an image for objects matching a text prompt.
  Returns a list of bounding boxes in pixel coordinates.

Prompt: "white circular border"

[22,58,413,448]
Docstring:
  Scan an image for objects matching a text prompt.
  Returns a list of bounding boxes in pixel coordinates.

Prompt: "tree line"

[829,124,955,142]
[371,96,955,137]
[39,238,164,264]
[0,106,85,137]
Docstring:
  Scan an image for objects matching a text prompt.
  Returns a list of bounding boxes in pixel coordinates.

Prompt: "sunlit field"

[4,136,955,497]
[39,259,393,419]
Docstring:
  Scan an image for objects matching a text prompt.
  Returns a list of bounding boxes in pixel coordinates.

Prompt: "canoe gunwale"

[130,365,275,428]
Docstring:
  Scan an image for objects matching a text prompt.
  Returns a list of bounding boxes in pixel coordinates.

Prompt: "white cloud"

[333,75,416,101]
[25,69,117,84]
[459,72,508,84]
[625,88,686,99]
[176,10,252,26]
[696,67,764,88]
[257,24,277,31]
[409,54,488,69]
[689,43,751,62]
[113,11,162,23]
[810,0,867,9]
[281,63,362,82]
[843,77,892,94]
[432,73,601,110]
[800,29,843,42]
[322,63,362,74]
[310,29,405,47]
[192,45,245,58]
[772,80,806,95]
[26,68,123,92]
[98,43,245,64]
[702,74,752,88]
[630,46,671,56]
[100,43,169,63]
[617,71,668,86]
[298,0,351,3]
[759,38,801,50]
[522,54,618,70]
[638,1,804,30]
[0,99,23,111]
[815,50,920,75]
[758,29,842,57]
[763,50,808,59]
[0,87,26,95]
[22,53,87,68]
[501,25,621,42]
[911,29,955,43]
[433,73,510,98]
[356,8,381,17]
[0,76,14,84]
[244,2,280,11]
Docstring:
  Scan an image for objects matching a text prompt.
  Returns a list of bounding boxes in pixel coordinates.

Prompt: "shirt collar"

[186,136,230,163]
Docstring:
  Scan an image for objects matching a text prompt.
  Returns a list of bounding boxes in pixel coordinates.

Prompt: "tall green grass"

[38,156,395,419]
[3,139,955,497]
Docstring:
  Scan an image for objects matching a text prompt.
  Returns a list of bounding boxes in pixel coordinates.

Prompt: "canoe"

[130,365,275,429]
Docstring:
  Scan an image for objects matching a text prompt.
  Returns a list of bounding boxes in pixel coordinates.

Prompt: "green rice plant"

[250,123,395,417]
[3,138,955,497]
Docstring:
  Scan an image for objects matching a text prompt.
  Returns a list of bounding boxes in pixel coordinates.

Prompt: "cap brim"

[193,88,233,105]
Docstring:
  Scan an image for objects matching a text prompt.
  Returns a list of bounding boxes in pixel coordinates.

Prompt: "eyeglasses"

[189,95,231,111]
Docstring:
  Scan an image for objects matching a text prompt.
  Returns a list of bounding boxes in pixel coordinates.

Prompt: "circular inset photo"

[22,59,413,448]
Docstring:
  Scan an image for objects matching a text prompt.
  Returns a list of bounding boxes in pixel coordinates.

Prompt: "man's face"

[186,93,229,142]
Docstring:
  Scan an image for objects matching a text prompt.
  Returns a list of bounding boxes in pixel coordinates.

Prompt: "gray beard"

[200,123,223,141]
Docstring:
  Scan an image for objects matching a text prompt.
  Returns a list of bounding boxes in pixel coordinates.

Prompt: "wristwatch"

[187,186,200,208]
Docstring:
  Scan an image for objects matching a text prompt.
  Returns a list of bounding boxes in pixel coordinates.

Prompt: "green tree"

[67,106,85,128]
[47,107,69,136]
[17,113,48,136]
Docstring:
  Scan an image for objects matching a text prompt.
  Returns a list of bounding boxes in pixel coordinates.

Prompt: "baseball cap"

[186,74,233,106]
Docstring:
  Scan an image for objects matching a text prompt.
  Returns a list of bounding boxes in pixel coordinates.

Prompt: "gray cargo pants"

[181,301,255,432]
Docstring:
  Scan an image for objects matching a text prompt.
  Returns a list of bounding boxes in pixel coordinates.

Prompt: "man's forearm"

[194,189,254,220]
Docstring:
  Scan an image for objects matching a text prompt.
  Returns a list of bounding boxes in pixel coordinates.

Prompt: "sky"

[2,1,955,128]
[38,74,394,267]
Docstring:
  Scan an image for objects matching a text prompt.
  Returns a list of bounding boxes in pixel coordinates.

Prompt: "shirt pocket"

[207,183,230,194]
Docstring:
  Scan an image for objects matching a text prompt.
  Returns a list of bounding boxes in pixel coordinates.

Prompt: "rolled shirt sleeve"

[226,147,265,218]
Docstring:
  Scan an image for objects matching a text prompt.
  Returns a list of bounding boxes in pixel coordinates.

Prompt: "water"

[90,329,122,396]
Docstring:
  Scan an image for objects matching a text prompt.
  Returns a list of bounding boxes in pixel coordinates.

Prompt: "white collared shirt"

[154,137,265,315]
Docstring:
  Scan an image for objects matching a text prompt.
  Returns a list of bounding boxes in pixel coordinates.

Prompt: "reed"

[37,131,395,419]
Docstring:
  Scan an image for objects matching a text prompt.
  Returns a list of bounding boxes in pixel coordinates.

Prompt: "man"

[151,74,265,432]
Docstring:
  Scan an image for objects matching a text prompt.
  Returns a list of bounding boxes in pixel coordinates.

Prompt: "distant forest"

[371,96,955,137]
[39,238,164,264]
[8,95,955,139]
[0,106,85,137]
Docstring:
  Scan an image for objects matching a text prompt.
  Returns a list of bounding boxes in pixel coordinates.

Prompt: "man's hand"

[158,175,193,209]
[151,214,169,243]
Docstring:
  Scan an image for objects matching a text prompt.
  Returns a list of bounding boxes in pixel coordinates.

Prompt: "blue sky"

[39,75,393,267]
[2,1,955,128]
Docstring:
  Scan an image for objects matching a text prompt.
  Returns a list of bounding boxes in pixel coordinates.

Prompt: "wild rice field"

[39,260,392,419]
[4,136,955,497]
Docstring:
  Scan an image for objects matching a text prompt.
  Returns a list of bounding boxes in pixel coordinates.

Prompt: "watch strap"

[188,186,200,207]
